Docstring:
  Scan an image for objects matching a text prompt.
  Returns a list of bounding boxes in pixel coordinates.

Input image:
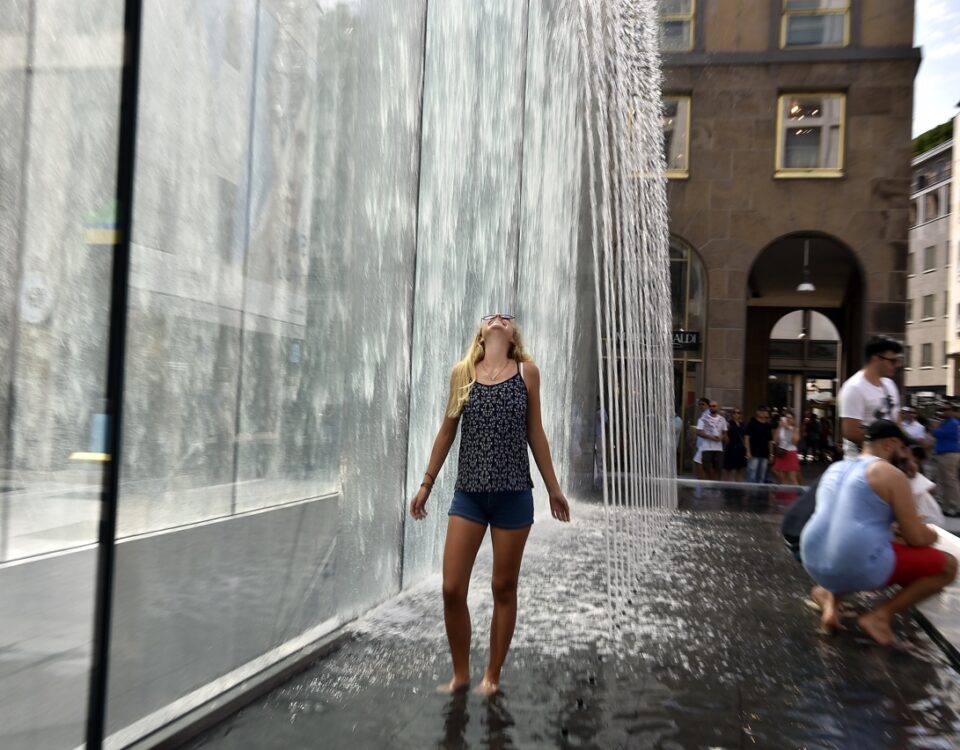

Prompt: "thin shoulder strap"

[519,361,524,381]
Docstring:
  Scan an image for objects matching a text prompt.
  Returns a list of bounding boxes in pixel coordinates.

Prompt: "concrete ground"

[189,486,960,750]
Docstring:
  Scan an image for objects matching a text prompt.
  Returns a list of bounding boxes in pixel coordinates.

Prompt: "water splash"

[578,0,676,630]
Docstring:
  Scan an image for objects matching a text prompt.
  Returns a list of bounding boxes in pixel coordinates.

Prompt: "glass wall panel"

[0,0,122,746]
[105,0,427,741]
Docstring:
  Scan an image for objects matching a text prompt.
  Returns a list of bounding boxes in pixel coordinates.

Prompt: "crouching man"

[800,419,957,645]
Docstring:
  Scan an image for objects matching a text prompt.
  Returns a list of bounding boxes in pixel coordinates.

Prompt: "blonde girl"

[409,312,570,696]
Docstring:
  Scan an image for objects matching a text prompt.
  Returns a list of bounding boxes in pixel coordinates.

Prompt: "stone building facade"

[661,0,916,430]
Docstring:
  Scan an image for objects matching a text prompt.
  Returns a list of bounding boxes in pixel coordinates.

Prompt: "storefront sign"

[672,330,700,352]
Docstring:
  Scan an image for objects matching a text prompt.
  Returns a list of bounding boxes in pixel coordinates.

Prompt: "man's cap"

[865,419,906,443]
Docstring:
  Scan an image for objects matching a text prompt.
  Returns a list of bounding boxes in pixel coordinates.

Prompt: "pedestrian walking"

[409,312,570,696]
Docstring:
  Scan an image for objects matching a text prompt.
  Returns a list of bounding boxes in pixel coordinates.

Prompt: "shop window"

[922,294,934,320]
[658,0,695,52]
[775,93,845,177]
[663,96,691,178]
[781,0,849,48]
[921,343,933,368]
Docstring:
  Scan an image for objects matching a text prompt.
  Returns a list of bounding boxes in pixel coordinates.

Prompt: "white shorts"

[694,449,702,464]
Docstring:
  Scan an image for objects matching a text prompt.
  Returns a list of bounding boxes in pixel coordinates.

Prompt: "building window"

[907,251,915,277]
[926,191,940,221]
[924,245,936,271]
[663,96,691,178]
[922,294,935,320]
[905,345,912,369]
[781,0,850,49]
[906,298,913,323]
[922,343,933,368]
[944,341,949,368]
[658,0,695,53]
[909,201,918,227]
[775,94,845,177]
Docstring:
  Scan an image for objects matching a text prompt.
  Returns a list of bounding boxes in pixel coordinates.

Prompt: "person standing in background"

[838,336,902,460]
[696,400,727,480]
[773,410,802,485]
[723,408,747,481]
[900,407,931,448]
[933,402,960,518]
[745,406,774,483]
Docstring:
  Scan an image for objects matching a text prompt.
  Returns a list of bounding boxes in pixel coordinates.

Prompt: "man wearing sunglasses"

[838,335,903,460]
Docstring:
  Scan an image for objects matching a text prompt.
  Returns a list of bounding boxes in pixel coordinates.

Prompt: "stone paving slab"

[189,488,960,750]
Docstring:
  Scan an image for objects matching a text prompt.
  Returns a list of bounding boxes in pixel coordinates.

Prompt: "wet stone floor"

[191,487,960,749]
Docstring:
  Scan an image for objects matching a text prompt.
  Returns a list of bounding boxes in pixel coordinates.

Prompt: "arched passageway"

[744,232,865,420]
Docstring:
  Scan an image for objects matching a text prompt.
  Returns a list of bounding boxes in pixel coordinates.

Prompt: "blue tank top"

[800,456,895,592]
[455,364,533,493]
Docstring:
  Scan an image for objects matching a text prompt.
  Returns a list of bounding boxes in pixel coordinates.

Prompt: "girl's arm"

[409,372,462,520]
[525,362,571,522]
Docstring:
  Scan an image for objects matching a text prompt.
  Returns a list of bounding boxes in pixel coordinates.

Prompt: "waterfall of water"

[578,0,677,630]
[402,0,676,629]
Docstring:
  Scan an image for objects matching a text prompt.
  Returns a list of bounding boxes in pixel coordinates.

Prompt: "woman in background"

[773,410,802,485]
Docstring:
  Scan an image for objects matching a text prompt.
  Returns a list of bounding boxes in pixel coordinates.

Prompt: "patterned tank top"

[455,363,534,492]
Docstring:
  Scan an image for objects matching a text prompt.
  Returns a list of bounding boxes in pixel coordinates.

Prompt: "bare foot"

[473,678,499,697]
[810,586,843,634]
[437,677,470,694]
[858,611,898,646]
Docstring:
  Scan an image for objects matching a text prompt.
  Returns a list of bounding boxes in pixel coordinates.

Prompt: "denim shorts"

[448,489,534,529]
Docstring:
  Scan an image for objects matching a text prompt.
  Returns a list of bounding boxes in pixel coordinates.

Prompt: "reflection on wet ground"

[191,486,960,749]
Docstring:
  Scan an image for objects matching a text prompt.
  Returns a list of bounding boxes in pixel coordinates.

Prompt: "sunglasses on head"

[481,313,515,322]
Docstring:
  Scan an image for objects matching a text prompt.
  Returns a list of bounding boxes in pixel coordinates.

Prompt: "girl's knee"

[442,581,468,607]
[491,576,518,605]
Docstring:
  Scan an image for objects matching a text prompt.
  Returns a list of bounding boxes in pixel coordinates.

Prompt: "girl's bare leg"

[439,516,488,693]
[476,525,531,696]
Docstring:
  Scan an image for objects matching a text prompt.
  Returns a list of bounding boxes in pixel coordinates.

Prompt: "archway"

[744,232,865,421]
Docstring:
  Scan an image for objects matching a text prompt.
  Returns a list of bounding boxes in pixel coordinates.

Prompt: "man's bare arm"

[841,417,865,448]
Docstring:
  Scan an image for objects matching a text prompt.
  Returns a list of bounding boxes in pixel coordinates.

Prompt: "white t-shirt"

[838,370,900,459]
[910,472,944,526]
[901,419,928,443]
[697,412,727,452]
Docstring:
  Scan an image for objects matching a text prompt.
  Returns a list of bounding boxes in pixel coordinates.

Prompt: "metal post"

[84,0,144,744]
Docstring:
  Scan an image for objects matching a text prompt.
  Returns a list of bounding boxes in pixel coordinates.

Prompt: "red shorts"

[886,543,948,586]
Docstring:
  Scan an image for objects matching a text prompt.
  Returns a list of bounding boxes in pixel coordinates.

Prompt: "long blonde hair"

[445,323,532,417]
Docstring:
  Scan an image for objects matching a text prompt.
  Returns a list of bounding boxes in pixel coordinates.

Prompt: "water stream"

[403,0,675,633]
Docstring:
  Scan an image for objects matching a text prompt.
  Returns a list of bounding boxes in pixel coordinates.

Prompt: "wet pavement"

[190,486,960,749]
